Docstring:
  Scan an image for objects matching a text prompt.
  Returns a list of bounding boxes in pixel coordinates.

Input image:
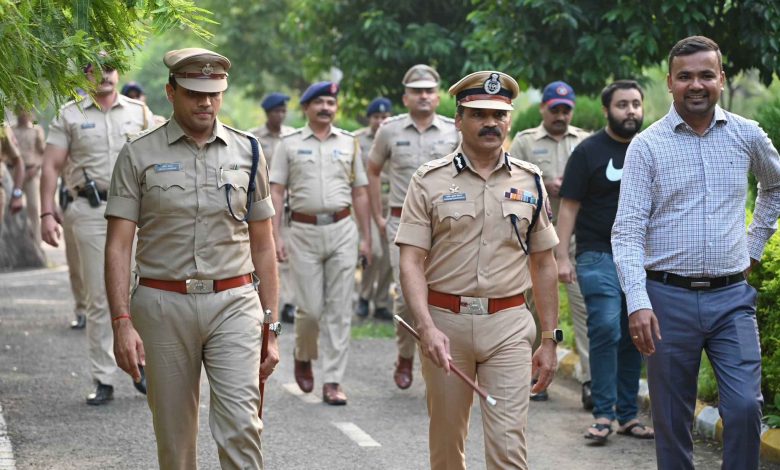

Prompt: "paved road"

[1,246,776,469]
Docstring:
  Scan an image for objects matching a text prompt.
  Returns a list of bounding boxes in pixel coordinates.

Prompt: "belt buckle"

[690,281,711,288]
[186,279,214,294]
[460,296,488,315]
[315,213,333,225]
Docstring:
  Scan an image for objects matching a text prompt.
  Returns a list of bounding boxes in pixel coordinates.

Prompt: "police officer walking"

[367,64,459,390]
[40,55,152,404]
[11,109,45,244]
[0,122,24,223]
[270,81,371,405]
[397,71,561,469]
[105,48,280,469]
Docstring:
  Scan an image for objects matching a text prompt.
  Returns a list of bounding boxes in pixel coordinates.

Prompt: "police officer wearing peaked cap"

[396,71,561,469]
[105,47,280,469]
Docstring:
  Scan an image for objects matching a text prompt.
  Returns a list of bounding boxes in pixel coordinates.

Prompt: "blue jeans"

[576,251,642,423]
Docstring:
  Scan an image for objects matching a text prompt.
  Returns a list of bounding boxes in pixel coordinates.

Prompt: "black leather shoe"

[70,314,86,330]
[582,381,593,410]
[133,365,147,395]
[281,303,295,324]
[356,298,369,318]
[86,383,114,406]
[373,307,393,321]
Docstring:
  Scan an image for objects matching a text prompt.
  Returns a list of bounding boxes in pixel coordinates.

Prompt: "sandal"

[584,422,612,445]
[617,421,655,439]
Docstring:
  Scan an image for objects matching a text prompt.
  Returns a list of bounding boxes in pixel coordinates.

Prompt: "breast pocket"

[333,150,354,179]
[501,200,535,246]
[144,170,186,214]
[435,201,476,243]
[218,169,251,218]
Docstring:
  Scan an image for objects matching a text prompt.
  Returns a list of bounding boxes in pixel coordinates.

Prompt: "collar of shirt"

[451,145,512,178]
[166,116,228,146]
[667,103,728,134]
[401,113,446,132]
[80,94,125,111]
[301,123,338,141]
[531,122,580,142]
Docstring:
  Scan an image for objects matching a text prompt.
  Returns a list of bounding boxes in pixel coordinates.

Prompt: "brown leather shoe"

[322,383,347,405]
[294,359,313,393]
[394,356,413,390]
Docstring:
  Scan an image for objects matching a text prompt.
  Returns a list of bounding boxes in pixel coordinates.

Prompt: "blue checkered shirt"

[612,105,780,314]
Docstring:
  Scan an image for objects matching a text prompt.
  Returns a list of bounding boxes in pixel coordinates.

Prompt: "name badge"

[443,193,466,202]
[395,141,411,147]
[154,162,182,172]
[80,122,96,129]
[532,148,548,155]
[297,149,313,155]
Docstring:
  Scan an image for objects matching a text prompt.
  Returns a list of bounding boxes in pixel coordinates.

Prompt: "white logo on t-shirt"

[606,159,622,182]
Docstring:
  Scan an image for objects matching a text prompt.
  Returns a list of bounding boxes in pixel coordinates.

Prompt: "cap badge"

[556,85,568,96]
[202,63,214,76]
[483,73,501,95]
[329,82,338,94]
[379,104,387,112]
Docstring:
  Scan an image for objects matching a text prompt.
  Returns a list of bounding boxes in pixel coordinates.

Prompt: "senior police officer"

[355,97,393,320]
[40,56,153,404]
[397,71,561,469]
[367,64,459,390]
[509,80,592,404]
[105,48,280,469]
[270,81,371,405]
[251,92,296,323]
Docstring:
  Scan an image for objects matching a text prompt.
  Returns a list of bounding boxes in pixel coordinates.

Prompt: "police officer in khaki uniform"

[40,57,153,404]
[270,81,371,405]
[355,97,393,320]
[105,48,280,469]
[0,122,24,223]
[509,80,592,404]
[12,109,45,244]
[397,71,561,470]
[250,92,297,323]
[367,64,459,390]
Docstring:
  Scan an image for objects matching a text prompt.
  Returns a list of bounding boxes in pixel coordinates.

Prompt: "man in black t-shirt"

[557,80,654,444]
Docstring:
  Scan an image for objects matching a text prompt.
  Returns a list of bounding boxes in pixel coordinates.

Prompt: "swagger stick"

[394,315,496,406]
[259,309,272,419]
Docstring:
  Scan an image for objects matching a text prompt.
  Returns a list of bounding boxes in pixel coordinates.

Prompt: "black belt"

[77,188,108,201]
[646,270,745,290]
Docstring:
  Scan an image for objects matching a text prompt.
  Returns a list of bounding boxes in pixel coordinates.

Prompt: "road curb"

[555,347,780,463]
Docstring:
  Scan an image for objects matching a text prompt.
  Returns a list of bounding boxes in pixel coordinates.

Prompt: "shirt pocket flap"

[145,170,185,191]
[437,201,476,221]
[219,169,250,192]
[501,200,535,222]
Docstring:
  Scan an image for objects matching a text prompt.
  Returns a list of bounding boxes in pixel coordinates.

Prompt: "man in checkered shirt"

[612,36,780,470]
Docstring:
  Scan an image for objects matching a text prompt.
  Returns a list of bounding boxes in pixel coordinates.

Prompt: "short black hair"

[601,80,644,108]
[456,104,465,117]
[168,74,177,90]
[668,36,722,74]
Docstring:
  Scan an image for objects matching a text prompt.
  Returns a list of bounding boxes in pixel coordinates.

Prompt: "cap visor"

[544,98,574,109]
[462,100,514,111]
[405,80,439,88]
[176,78,227,93]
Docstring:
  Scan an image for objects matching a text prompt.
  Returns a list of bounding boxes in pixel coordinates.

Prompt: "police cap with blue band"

[448,71,520,111]
[300,81,339,105]
[261,92,290,111]
[366,97,392,117]
[164,48,231,93]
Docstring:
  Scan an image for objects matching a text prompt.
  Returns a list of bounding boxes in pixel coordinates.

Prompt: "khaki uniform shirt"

[12,123,45,168]
[356,126,390,208]
[269,124,368,214]
[105,117,275,280]
[395,148,559,297]
[249,124,294,168]
[368,114,459,209]
[47,94,153,192]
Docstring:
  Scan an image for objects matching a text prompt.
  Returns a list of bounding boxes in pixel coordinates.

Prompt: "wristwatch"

[541,329,564,344]
[269,321,282,337]
[11,188,22,199]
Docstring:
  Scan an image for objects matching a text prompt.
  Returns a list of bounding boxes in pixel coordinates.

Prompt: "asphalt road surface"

[1,246,777,469]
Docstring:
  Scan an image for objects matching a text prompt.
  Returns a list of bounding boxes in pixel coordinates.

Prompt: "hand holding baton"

[259,308,271,419]
[394,314,496,406]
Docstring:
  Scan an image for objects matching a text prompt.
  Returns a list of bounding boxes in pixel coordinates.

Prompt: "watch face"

[554,329,564,343]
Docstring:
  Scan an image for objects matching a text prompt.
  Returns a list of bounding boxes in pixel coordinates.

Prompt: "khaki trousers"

[63,198,117,385]
[23,172,41,245]
[358,218,392,309]
[386,215,416,359]
[131,283,264,470]
[421,305,535,470]
[525,236,591,382]
[62,204,88,318]
[277,218,295,310]
[289,217,358,383]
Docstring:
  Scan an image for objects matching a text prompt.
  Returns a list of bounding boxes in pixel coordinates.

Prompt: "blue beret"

[300,81,339,104]
[121,81,144,96]
[366,97,392,117]
[542,81,575,108]
[261,92,290,111]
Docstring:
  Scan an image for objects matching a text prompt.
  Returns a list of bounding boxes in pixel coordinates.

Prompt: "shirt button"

[454,212,460,217]
[482,240,488,246]
[486,210,491,216]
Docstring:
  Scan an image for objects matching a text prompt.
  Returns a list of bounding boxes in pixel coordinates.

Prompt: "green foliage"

[697,353,719,403]
[510,95,607,137]
[0,0,214,111]
[351,320,395,339]
[466,0,780,95]
[765,394,780,428]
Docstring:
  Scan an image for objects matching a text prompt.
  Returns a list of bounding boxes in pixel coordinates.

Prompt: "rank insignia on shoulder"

[443,193,467,202]
[155,162,182,172]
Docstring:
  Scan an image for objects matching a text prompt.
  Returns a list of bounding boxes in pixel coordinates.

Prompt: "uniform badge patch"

[483,73,501,95]
[297,149,313,155]
[443,193,467,202]
[80,122,96,129]
[155,162,182,172]
[449,183,460,193]
[202,63,214,76]
[395,141,411,146]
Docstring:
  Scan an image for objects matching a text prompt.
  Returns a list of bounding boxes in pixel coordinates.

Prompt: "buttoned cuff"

[747,236,767,262]
[529,224,559,253]
[394,222,431,251]
[626,290,653,316]
[247,196,275,221]
[105,196,139,222]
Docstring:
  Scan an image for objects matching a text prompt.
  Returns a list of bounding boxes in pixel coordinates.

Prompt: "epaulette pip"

[414,156,451,177]
[508,156,542,176]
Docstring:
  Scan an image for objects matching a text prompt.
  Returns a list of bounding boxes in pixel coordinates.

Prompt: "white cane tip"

[486,396,497,406]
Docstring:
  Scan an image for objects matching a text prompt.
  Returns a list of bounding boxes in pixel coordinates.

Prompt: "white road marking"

[12,299,70,306]
[0,404,17,470]
[282,383,322,404]
[332,422,381,447]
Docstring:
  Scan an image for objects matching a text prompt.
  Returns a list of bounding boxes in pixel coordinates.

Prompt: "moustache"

[316,111,333,117]
[479,127,502,137]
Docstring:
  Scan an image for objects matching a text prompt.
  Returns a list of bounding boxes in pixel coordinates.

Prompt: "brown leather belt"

[427,288,525,315]
[390,207,402,218]
[139,274,253,294]
[290,207,350,225]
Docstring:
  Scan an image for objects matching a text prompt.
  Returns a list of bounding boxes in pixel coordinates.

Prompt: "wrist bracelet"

[40,212,54,219]
[112,314,131,323]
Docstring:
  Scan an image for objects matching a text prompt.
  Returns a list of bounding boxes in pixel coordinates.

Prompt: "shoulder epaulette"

[516,128,536,136]
[221,123,256,139]
[128,122,166,144]
[282,128,304,139]
[337,128,355,137]
[437,114,455,123]
[508,156,542,176]
[354,127,369,136]
[59,98,82,112]
[415,156,451,177]
[122,96,147,107]
[379,114,409,128]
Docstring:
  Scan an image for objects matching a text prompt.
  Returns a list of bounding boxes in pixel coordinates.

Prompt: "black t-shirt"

[559,129,629,255]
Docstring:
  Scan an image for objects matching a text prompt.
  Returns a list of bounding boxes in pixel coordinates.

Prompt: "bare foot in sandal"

[584,418,613,445]
[617,419,654,439]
